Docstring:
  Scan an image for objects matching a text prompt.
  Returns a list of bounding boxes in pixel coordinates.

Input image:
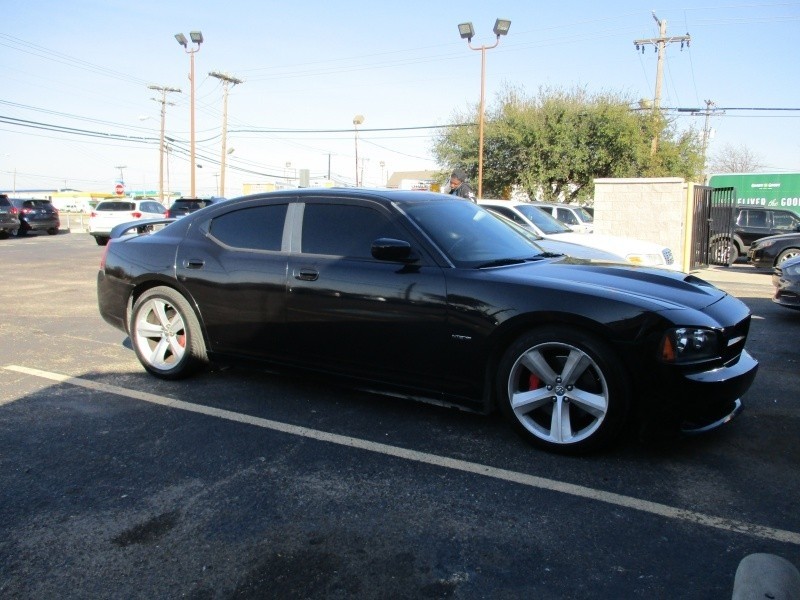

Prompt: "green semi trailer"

[708,172,800,217]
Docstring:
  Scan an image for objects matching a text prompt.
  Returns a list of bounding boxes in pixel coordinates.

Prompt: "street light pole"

[458,19,511,199]
[147,85,181,203]
[175,31,203,197]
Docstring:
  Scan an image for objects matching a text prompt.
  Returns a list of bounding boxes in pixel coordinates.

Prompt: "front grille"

[662,248,675,265]
[721,316,751,364]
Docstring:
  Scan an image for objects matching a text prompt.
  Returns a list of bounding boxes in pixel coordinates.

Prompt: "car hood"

[544,231,667,253]
[492,260,726,312]
[753,232,800,245]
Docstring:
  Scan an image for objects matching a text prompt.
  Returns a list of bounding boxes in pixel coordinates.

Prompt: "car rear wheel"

[710,238,736,267]
[130,286,207,380]
[776,248,800,265]
[497,326,630,454]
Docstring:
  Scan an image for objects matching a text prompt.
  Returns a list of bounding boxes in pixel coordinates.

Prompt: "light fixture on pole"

[147,85,181,203]
[457,18,511,199]
[175,30,203,197]
[353,114,364,187]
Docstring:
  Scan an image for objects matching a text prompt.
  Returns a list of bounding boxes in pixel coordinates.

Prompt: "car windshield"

[401,200,550,267]
[515,204,573,234]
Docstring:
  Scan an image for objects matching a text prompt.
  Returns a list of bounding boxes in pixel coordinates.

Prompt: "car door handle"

[183,259,205,269]
[294,268,319,281]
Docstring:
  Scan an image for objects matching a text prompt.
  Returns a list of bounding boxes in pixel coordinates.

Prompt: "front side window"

[301,204,402,258]
[556,208,578,225]
[209,204,287,251]
[772,212,800,229]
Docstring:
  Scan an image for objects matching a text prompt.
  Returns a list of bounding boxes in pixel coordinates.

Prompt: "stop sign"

[114,183,124,196]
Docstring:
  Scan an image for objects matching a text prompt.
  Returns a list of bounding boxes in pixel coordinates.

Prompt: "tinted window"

[486,205,524,224]
[556,208,578,225]
[142,202,165,214]
[515,205,572,234]
[744,210,767,227]
[98,201,135,211]
[209,204,287,251]
[301,204,402,258]
[772,211,799,229]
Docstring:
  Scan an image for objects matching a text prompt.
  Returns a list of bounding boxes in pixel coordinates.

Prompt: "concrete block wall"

[593,177,689,269]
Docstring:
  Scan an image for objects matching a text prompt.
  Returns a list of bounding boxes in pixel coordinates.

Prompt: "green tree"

[433,86,704,201]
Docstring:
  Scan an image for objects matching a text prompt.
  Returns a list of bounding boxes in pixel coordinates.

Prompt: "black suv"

[730,206,800,259]
[10,198,60,236]
[0,195,21,238]
[165,197,224,219]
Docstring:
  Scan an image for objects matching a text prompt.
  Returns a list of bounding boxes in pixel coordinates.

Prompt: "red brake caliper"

[528,373,541,390]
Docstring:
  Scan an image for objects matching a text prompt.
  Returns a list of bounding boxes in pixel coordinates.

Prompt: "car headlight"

[754,240,775,250]
[659,327,720,364]
[625,253,663,266]
[783,262,800,277]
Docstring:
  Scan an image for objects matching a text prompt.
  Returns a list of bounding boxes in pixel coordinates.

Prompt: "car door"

[175,201,291,358]
[285,197,450,394]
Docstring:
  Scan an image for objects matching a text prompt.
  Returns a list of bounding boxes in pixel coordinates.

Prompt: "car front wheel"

[776,248,800,265]
[130,286,208,380]
[497,327,630,454]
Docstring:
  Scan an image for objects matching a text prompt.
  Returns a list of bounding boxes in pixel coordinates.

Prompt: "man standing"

[449,168,476,201]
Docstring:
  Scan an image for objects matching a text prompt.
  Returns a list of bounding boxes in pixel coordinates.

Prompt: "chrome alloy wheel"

[133,297,187,371]
[507,341,609,445]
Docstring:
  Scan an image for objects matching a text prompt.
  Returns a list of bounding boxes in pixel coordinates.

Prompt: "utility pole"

[678,100,724,179]
[148,85,181,203]
[634,13,690,154]
[209,71,243,198]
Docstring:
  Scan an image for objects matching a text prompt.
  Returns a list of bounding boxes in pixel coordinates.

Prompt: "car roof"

[233,188,454,207]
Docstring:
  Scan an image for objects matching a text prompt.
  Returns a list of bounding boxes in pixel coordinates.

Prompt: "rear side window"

[209,204,287,251]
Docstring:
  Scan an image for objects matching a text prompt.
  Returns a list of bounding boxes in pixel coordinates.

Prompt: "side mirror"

[371,238,416,262]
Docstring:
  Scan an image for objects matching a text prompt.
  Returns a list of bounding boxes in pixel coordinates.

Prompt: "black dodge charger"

[97,189,758,454]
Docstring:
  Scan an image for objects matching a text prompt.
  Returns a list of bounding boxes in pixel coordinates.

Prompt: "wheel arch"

[775,246,800,266]
[482,312,635,411]
[126,278,211,350]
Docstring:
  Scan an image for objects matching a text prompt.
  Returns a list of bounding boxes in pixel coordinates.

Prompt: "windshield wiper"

[475,256,549,269]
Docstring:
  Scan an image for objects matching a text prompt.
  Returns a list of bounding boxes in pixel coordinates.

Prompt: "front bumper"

[639,349,758,437]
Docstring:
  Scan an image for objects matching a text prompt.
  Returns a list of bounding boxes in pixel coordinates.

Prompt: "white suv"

[530,201,594,233]
[88,199,166,245]
[479,199,678,270]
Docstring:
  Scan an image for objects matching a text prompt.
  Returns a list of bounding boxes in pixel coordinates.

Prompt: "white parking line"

[5,363,800,546]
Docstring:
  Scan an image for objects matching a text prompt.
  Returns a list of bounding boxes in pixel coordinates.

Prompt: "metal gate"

[690,185,737,269]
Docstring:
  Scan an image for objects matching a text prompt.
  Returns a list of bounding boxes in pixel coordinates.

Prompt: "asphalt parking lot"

[1,231,798,599]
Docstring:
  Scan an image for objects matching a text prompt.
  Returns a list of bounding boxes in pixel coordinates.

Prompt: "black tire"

[47,227,58,235]
[496,326,631,454]
[710,238,736,267]
[776,248,800,266]
[129,286,208,380]
[94,236,109,246]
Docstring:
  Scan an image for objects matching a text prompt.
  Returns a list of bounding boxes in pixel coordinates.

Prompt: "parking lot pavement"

[0,234,798,598]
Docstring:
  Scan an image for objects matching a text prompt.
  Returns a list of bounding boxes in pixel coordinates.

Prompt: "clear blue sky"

[2,1,799,196]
